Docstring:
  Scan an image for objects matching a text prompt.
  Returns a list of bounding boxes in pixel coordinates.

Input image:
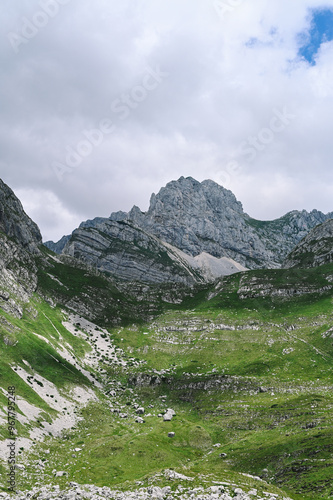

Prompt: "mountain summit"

[125,176,247,259]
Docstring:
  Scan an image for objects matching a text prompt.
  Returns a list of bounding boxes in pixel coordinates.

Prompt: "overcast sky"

[2,0,333,242]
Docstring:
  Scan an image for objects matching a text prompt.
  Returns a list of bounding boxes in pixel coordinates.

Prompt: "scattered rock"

[163,408,176,421]
[303,422,317,429]
[54,471,67,477]
[0,480,294,500]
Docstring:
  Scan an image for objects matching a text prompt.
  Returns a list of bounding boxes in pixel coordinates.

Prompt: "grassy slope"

[0,293,104,484]
[109,295,333,499]
[1,262,333,498]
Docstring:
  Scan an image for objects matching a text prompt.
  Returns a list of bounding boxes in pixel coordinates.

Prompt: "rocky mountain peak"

[0,179,42,254]
[147,176,243,218]
[45,176,333,277]
[114,177,258,266]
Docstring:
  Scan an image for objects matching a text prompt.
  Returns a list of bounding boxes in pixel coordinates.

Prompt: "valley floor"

[1,273,333,500]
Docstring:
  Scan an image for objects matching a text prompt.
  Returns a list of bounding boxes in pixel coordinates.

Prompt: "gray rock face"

[0,179,41,316]
[283,219,333,268]
[53,177,333,282]
[63,219,205,284]
[249,209,332,266]
[132,177,332,268]
[0,179,42,254]
[114,177,271,269]
[131,177,251,261]
[0,233,38,317]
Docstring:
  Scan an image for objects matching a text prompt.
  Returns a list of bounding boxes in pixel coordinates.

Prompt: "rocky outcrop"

[0,233,38,317]
[0,179,41,316]
[207,266,333,304]
[283,219,333,268]
[0,179,42,254]
[236,273,332,300]
[62,216,248,284]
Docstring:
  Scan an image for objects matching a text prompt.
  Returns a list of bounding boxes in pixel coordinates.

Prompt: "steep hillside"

[36,246,206,325]
[0,179,42,254]
[0,180,42,319]
[0,232,38,318]
[283,219,333,268]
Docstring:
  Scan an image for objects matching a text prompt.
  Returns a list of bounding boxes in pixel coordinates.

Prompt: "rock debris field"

[0,481,292,500]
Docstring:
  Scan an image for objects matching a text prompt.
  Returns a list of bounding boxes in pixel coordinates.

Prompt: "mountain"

[1,177,333,499]
[46,177,333,282]
[130,177,332,267]
[283,218,333,268]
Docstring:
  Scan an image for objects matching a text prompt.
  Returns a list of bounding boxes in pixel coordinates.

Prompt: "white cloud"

[14,188,83,242]
[1,0,333,241]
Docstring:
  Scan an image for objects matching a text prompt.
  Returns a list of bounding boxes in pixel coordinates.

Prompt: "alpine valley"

[1,176,333,500]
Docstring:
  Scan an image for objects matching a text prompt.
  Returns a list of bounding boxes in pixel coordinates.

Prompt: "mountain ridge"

[283,218,333,268]
[45,176,333,282]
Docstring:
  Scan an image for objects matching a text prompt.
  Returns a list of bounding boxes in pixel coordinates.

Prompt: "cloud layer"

[1,0,333,241]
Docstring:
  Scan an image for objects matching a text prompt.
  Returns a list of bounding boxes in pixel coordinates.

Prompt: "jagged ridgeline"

[46,176,333,282]
[1,176,333,500]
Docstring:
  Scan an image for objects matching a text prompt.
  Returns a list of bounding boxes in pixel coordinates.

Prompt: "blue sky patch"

[298,8,333,64]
